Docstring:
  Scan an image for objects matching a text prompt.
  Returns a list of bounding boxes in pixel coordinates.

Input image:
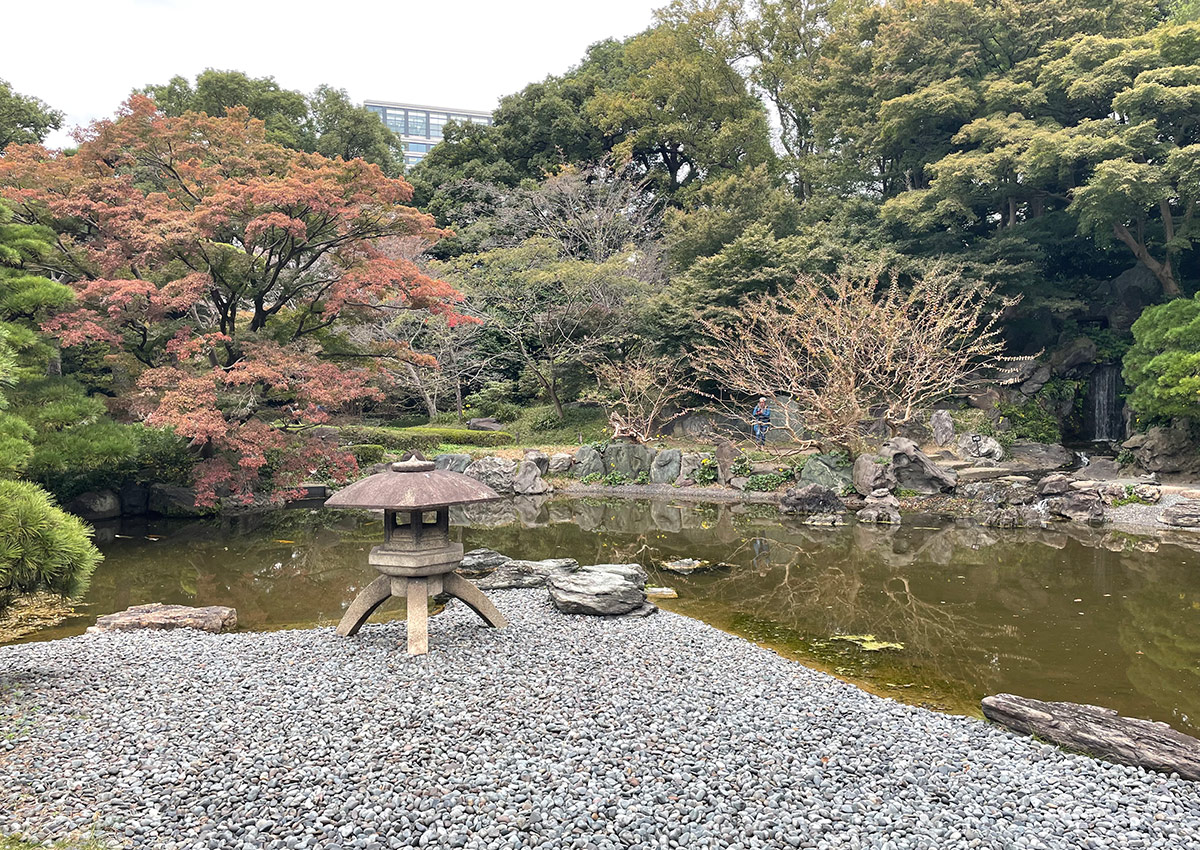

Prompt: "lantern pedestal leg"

[406,577,429,655]
[337,570,506,655]
[444,573,509,629]
[336,575,393,637]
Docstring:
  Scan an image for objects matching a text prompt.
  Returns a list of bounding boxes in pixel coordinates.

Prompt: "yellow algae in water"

[831,634,905,652]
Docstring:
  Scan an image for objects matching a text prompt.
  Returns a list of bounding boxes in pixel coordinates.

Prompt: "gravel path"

[2,592,1198,850]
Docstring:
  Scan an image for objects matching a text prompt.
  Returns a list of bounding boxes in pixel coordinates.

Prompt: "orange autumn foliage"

[0,96,464,505]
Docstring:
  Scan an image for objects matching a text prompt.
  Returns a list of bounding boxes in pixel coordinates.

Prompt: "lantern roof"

[324,454,500,511]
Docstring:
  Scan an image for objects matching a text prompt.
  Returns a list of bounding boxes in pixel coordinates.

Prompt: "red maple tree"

[0,96,464,505]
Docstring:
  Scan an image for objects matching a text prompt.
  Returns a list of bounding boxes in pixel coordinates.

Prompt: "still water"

[15,497,1200,736]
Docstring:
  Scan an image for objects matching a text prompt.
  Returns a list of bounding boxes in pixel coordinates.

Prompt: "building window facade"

[364,100,494,167]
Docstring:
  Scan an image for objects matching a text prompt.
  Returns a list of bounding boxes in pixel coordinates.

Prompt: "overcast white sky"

[3,0,664,148]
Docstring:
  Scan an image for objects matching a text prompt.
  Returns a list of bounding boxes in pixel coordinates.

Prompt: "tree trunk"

[982,693,1200,780]
[1112,222,1182,298]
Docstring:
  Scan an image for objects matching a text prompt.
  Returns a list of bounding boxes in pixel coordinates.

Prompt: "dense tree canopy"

[0,97,463,504]
[0,78,63,151]
[142,70,406,175]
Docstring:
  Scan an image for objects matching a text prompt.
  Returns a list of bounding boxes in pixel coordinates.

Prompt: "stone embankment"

[2,592,1198,849]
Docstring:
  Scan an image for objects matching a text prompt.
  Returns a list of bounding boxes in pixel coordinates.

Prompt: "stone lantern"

[325,453,508,655]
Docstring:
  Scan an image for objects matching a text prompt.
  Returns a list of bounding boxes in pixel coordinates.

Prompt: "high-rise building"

[364,100,493,169]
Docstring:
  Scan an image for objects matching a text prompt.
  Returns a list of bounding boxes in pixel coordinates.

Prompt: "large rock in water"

[89,604,237,634]
[780,484,844,516]
[982,693,1200,781]
[65,489,121,521]
[649,449,681,484]
[512,460,552,495]
[572,445,604,478]
[856,489,901,524]
[1046,491,1105,524]
[464,456,518,493]
[547,563,650,616]
[799,453,853,492]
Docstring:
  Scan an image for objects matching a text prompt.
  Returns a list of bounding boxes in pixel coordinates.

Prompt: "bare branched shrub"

[694,266,1023,450]
[589,349,696,443]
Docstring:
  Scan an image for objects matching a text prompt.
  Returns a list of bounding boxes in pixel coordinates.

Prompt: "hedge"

[337,426,515,454]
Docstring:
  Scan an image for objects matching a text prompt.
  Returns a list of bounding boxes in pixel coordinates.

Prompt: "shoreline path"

[2,590,1197,849]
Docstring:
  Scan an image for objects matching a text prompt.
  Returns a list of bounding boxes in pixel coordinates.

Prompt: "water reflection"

[16,498,1200,736]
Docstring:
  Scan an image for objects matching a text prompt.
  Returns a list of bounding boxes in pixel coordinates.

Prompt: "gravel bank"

[3,592,1198,850]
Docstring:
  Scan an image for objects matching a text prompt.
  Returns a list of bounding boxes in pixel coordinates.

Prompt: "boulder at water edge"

[603,442,655,480]
[573,445,604,478]
[676,452,714,485]
[434,453,472,474]
[477,557,579,589]
[1046,491,1105,524]
[650,449,681,484]
[512,460,552,495]
[857,489,901,524]
[799,453,853,492]
[854,438,957,496]
[547,563,651,616]
[66,489,122,521]
[523,450,550,475]
[89,604,237,634]
[464,456,518,493]
[780,483,844,516]
[1159,499,1200,528]
[548,452,573,475]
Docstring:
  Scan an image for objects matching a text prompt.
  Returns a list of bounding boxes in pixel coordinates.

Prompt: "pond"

[12,496,1200,737]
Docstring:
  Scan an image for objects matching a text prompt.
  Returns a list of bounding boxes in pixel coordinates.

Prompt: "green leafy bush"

[1124,296,1200,421]
[745,472,790,491]
[634,471,650,485]
[339,425,514,453]
[602,471,631,486]
[130,425,193,486]
[349,444,386,465]
[580,472,604,484]
[0,479,102,613]
[693,458,718,485]
[996,399,1061,443]
[25,421,140,501]
[731,456,753,477]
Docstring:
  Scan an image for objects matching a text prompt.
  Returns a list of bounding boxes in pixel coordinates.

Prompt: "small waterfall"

[1087,364,1124,442]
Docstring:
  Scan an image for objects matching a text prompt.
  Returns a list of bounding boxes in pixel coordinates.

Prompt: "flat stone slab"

[88,604,237,634]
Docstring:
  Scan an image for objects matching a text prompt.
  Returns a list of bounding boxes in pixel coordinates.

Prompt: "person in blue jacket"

[751,397,771,447]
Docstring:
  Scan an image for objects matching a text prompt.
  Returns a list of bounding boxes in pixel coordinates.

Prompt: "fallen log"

[982,693,1200,781]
